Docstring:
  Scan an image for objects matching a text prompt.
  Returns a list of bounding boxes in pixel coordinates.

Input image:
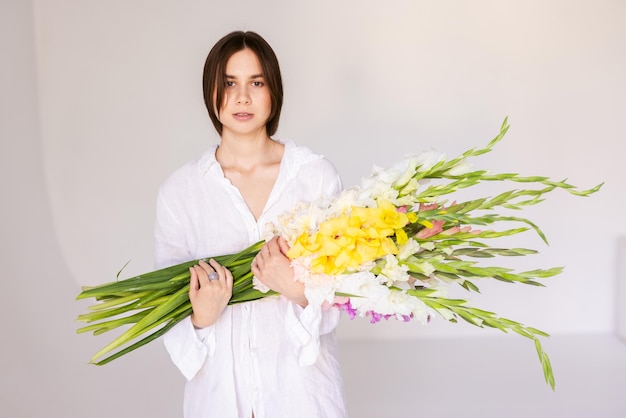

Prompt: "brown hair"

[203,31,284,136]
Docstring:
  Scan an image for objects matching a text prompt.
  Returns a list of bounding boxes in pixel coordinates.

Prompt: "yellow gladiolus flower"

[287,201,414,275]
[395,228,409,245]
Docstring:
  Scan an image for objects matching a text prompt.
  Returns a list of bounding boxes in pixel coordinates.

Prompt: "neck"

[216,130,279,169]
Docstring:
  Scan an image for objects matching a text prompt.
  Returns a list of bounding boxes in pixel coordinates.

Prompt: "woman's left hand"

[252,236,307,307]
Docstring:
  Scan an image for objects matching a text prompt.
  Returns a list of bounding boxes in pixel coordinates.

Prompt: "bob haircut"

[203,31,284,137]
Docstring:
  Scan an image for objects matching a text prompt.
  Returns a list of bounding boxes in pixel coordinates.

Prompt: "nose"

[236,86,251,105]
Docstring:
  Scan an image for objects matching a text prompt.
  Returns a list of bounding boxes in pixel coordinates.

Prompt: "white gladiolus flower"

[415,261,436,276]
[413,306,437,324]
[448,160,473,176]
[415,149,446,170]
[392,157,419,188]
[268,201,331,244]
[302,272,337,306]
[395,195,419,207]
[399,178,420,195]
[380,254,410,286]
[430,280,449,297]
[330,187,360,213]
[335,271,389,314]
[354,194,377,209]
[371,163,403,185]
[398,239,421,260]
[374,188,401,203]
[359,178,398,203]
[418,275,449,297]
[373,289,420,316]
[350,260,377,273]
[252,276,272,293]
[261,222,277,242]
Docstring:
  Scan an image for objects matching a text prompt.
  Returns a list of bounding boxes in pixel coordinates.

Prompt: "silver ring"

[208,272,219,281]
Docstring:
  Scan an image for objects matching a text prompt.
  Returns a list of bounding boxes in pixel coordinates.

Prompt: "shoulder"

[280,139,343,194]
[157,161,195,200]
[282,139,339,175]
[157,147,217,198]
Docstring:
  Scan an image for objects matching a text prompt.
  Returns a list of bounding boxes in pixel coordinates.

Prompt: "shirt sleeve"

[154,187,191,270]
[154,182,217,380]
[163,316,216,380]
[283,156,344,366]
[320,158,343,199]
[284,301,341,366]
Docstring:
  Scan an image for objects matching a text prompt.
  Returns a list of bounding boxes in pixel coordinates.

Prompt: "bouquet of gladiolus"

[76,119,602,389]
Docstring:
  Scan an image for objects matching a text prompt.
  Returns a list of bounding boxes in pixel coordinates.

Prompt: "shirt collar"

[198,144,220,176]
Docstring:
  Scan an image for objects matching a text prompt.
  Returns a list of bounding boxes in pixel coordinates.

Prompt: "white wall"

[615,237,626,343]
[2,0,625,416]
[2,1,183,417]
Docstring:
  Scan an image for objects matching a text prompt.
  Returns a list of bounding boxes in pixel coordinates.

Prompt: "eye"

[252,81,265,87]
[225,81,235,87]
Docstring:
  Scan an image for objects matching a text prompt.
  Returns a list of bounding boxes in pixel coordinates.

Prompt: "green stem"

[410,292,555,390]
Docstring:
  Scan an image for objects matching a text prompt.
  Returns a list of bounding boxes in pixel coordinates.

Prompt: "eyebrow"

[225,73,264,79]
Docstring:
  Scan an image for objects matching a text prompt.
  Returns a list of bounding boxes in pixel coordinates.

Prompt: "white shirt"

[155,140,347,418]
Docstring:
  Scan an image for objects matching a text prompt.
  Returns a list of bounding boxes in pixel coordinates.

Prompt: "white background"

[2,0,625,417]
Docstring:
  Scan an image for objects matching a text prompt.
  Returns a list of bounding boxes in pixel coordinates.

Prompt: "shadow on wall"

[1,68,185,418]
[0,2,182,416]
[618,237,626,343]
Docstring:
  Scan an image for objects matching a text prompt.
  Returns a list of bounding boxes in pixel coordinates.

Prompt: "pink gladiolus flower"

[335,299,358,320]
[365,311,414,323]
[442,226,461,236]
[419,203,439,211]
[415,220,445,239]
[333,296,349,305]
[367,311,384,324]
[400,314,413,322]
[441,225,477,236]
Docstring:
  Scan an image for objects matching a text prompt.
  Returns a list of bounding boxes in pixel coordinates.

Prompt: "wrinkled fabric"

[155,140,347,418]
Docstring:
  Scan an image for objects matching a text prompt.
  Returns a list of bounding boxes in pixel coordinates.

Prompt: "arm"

[252,236,339,366]
[154,190,190,270]
[288,158,344,364]
[155,187,231,380]
[188,259,233,328]
[251,236,306,306]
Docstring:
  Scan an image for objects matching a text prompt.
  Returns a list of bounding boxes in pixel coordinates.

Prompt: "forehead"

[225,48,263,76]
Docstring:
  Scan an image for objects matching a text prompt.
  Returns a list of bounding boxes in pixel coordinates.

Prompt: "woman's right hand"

[188,259,233,328]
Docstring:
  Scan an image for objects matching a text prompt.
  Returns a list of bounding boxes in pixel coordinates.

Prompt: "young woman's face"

[217,48,272,138]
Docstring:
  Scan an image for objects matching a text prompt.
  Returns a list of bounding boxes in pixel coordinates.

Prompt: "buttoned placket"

[247,213,274,418]
[207,147,292,418]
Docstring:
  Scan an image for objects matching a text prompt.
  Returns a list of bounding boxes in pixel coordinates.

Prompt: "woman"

[154,31,347,418]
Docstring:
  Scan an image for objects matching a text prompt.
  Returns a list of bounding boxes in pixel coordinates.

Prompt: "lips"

[233,112,253,120]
